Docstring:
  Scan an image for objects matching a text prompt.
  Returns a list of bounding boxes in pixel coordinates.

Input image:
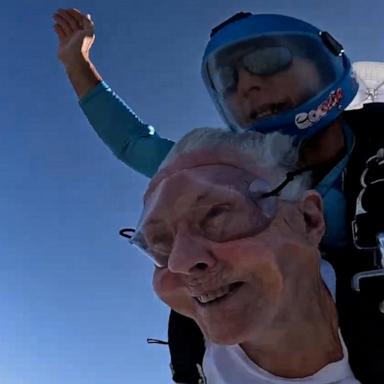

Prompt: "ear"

[299,190,325,246]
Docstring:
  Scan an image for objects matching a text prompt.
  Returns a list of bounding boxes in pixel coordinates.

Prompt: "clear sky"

[1,0,383,383]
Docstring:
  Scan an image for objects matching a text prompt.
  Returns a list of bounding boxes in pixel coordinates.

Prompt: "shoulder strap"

[168,310,206,383]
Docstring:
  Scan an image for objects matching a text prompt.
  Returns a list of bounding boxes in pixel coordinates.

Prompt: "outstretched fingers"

[53,23,67,40]
[55,8,94,35]
[68,8,94,32]
[53,13,73,37]
[58,9,79,31]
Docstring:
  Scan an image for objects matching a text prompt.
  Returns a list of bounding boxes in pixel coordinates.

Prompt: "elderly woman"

[125,128,359,383]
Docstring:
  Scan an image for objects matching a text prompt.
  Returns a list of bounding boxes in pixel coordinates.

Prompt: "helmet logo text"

[295,88,344,130]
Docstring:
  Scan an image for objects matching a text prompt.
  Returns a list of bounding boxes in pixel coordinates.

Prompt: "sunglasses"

[211,46,293,95]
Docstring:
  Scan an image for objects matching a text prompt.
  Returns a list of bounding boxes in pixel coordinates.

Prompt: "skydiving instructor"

[53,8,384,383]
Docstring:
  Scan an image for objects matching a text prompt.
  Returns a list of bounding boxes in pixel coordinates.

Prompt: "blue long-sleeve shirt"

[79,81,174,178]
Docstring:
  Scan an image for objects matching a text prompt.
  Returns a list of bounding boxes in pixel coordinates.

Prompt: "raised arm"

[53,9,174,177]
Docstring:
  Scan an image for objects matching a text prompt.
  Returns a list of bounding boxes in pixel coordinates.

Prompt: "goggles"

[120,166,311,268]
[122,178,276,268]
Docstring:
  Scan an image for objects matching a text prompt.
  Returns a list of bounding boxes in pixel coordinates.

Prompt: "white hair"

[159,128,312,200]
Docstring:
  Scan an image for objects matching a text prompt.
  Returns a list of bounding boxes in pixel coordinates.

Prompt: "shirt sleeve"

[79,81,174,178]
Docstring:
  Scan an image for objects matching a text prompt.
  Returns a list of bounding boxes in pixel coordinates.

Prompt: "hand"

[53,8,95,67]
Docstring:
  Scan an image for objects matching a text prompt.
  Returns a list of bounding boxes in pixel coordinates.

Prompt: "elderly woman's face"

[140,164,321,345]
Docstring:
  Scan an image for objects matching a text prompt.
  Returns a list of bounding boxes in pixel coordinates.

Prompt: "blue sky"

[1,0,383,383]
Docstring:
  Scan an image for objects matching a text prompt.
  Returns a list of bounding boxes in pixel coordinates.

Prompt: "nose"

[235,67,263,98]
[167,231,217,275]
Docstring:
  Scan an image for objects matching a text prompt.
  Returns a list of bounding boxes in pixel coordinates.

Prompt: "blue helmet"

[201,13,359,138]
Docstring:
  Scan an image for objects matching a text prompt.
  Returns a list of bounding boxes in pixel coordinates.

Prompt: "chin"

[205,333,243,346]
[196,317,254,346]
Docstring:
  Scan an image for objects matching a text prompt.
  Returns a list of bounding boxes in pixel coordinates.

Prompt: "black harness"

[161,103,384,383]
[329,103,384,383]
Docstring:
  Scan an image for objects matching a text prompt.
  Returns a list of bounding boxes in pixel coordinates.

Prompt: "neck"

[299,119,346,184]
[240,279,342,378]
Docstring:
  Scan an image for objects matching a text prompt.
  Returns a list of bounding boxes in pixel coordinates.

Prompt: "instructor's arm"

[53,8,174,177]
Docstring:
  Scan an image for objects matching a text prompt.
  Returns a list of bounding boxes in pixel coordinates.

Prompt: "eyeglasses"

[120,166,312,268]
[211,46,293,95]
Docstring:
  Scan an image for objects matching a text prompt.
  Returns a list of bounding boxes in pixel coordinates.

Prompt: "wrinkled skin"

[141,163,328,347]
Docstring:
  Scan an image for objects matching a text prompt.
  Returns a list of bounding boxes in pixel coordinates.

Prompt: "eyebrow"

[193,190,224,207]
[196,193,209,203]
[145,186,236,227]
[143,193,213,227]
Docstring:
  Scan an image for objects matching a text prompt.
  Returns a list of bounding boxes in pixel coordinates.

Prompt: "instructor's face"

[225,57,322,128]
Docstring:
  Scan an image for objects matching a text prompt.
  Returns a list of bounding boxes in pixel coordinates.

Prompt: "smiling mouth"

[194,282,244,305]
[249,101,291,121]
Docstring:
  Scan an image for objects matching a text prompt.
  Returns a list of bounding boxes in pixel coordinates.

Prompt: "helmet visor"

[204,34,340,131]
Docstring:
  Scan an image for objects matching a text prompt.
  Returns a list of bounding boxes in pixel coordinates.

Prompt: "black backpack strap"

[168,310,206,383]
